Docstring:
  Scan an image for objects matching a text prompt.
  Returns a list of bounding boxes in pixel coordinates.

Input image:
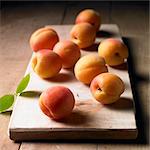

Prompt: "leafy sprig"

[0,74,30,113]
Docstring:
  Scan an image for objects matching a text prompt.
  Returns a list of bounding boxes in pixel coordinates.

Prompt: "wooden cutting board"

[8,24,138,141]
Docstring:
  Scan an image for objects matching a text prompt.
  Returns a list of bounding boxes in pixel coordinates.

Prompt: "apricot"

[32,50,62,78]
[90,73,125,104]
[75,9,101,31]
[53,40,81,68]
[70,23,96,48]
[39,86,75,120]
[98,38,128,66]
[30,27,59,52]
[74,54,108,84]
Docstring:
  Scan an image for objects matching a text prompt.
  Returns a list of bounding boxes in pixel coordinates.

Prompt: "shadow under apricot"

[109,62,128,70]
[45,73,73,83]
[96,30,116,38]
[63,67,74,73]
[55,111,89,126]
[81,42,99,51]
[106,97,133,111]
[56,100,103,125]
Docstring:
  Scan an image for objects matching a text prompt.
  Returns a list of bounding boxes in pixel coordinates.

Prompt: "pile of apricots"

[29,9,128,120]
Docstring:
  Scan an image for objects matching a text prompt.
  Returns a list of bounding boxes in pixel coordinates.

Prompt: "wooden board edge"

[9,128,138,141]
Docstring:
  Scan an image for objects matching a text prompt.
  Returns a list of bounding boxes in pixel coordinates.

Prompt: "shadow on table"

[121,37,149,145]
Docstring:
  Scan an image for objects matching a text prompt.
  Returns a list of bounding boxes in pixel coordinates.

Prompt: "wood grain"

[98,144,149,150]
[20,143,97,150]
[111,1,149,35]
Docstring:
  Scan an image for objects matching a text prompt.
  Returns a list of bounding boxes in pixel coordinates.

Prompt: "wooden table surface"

[0,1,149,150]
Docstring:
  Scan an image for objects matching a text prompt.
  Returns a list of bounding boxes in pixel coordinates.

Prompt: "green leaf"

[16,74,30,94]
[0,94,14,113]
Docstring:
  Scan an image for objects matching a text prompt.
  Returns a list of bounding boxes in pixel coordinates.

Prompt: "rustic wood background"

[0,1,149,150]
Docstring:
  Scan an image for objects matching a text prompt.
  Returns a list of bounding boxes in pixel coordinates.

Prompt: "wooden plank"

[0,112,20,150]
[20,143,97,150]
[8,25,137,141]
[0,2,66,150]
[98,144,149,150]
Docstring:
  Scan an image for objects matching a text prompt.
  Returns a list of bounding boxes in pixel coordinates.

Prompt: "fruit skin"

[39,86,75,120]
[75,9,101,32]
[90,73,125,104]
[53,40,81,68]
[32,50,62,79]
[70,23,96,49]
[30,27,59,52]
[98,38,128,66]
[74,54,108,84]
